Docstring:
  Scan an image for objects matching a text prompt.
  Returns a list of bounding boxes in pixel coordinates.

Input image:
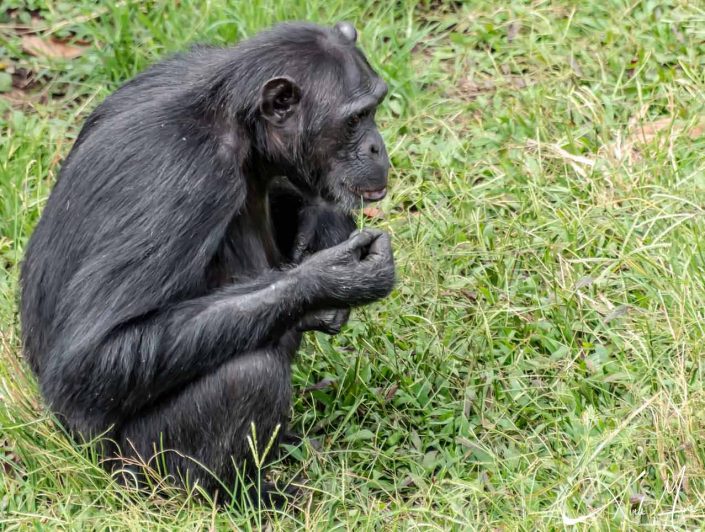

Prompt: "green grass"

[3,0,705,528]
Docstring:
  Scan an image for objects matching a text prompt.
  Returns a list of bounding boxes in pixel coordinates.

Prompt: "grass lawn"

[3,0,705,528]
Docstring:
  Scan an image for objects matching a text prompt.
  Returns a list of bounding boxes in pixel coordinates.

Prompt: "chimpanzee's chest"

[205,207,281,289]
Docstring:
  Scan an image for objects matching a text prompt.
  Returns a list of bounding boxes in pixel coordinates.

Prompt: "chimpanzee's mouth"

[354,187,387,202]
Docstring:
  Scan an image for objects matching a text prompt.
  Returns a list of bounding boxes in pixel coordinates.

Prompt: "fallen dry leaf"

[11,67,37,90]
[507,22,520,43]
[628,117,705,146]
[400,476,415,488]
[608,116,705,164]
[441,289,478,302]
[524,139,595,178]
[22,35,87,60]
[302,377,335,393]
[457,76,529,101]
[628,117,674,145]
[604,304,629,323]
[629,493,647,507]
[0,89,37,108]
[362,206,384,218]
[384,383,399,402]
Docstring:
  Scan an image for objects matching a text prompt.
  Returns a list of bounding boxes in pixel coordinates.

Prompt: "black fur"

[19,21,394,504]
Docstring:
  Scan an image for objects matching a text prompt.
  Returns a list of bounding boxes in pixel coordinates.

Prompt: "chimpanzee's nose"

[363,134,387,163]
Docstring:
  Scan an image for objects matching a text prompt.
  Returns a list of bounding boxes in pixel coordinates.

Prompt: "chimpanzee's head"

[257,22,390,212]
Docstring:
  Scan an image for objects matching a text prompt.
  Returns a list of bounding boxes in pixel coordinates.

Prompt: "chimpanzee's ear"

[260,77,301,125]
[334,22,357,44]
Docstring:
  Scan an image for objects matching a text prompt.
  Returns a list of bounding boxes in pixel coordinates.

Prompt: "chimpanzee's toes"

[256,480,301,509]
[281,429,303,447]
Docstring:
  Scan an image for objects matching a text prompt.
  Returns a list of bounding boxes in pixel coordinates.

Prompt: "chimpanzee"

[19,21,394,505]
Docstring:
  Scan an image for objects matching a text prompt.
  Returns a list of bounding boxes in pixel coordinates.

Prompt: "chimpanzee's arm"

[44,269,307,422]
[43,230,392,426]
[269,179,357,334]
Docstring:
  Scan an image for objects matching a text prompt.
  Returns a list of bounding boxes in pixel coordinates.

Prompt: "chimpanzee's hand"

[300,228,395,308]
[297,308,351,334]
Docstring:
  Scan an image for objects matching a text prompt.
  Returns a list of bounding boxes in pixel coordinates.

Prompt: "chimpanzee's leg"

[116,332,300,506]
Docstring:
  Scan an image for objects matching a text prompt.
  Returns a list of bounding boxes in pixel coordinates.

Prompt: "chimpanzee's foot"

[252,480,301,509]
[297,308,351,335]
[281,429,303,447]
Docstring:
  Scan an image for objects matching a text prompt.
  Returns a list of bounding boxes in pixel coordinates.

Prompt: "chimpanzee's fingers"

[364,230,392,260]
[345,228,382,253]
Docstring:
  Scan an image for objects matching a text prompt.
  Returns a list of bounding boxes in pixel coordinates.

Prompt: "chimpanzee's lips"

[356,187,387,201]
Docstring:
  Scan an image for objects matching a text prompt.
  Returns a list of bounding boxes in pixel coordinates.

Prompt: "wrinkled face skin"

[315,74,390,212]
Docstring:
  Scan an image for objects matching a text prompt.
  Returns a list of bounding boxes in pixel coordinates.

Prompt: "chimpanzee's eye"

[347,109,370,129]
